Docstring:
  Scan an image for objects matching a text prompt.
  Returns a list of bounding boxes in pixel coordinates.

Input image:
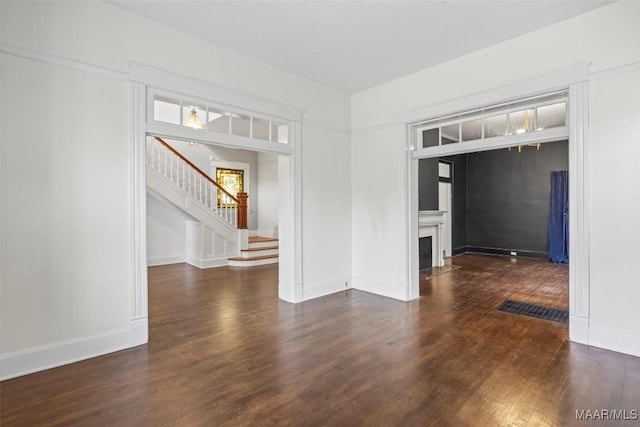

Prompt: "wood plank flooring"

[2,254,639,426]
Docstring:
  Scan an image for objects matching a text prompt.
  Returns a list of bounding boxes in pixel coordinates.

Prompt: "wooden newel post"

[237,192,248,229]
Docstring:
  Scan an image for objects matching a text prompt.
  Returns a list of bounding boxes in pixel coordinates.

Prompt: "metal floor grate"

[497,299,569,324]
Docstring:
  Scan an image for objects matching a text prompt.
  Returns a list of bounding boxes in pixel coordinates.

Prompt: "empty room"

[2,1,639,425]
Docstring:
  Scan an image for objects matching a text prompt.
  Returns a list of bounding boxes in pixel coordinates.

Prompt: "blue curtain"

[549,171,569,263]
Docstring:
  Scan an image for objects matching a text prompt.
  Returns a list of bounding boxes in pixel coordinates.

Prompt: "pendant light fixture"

[185,108,203,129]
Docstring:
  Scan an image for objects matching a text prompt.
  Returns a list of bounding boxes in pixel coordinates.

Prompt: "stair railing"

[147,137,248,229]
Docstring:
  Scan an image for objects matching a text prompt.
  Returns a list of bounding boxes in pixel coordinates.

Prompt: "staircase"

[147,137,274,268]
[228,236,279,267]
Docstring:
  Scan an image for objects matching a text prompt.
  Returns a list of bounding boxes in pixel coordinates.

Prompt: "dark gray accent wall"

[466,140,568,256]
[418,158,439,210]
[418,140,569,259]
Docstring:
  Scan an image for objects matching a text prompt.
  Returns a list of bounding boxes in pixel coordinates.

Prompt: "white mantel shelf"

[418,210,446,267]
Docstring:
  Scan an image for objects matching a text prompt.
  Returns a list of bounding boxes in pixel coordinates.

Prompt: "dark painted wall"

[418,141,569,259]
[466,140,568,257]
[418,158,439,210]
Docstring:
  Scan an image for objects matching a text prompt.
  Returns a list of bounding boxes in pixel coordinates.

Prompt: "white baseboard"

[302,278,350,301]
[569,314,589,345]
[588,324,640,357]
[0,318,148,381]
[294,283,303,302]
[147,255,185,267]
[352,276,409,301]
[185,256,229,269]
[130,317,149,346]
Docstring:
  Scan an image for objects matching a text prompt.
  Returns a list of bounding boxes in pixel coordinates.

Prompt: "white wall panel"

[257,152,279,237]
[0,55,131,354]
[301,125,352,291]
[351,125,408,299]
[146,190,192,266]
[589,69,640,337]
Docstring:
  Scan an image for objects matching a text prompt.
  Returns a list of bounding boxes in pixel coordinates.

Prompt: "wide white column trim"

[131,82,148,323]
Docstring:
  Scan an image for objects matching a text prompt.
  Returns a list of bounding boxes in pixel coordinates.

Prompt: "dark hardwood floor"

[2,254,639,426]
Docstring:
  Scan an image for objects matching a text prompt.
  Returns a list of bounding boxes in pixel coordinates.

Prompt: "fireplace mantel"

[418,210,446,267]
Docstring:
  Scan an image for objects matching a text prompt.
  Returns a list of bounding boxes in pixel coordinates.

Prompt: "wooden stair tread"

[242,246,279,252]
[249,236,278,243]
[228,254,279,261]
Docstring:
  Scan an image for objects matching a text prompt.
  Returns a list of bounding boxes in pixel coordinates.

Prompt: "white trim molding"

[589,60,640,81]
[0,43,129,81]
[132,65,304,310]
[403,65,591,348]
[589,325,640,358]
[302,278,351,301]
[352,276,409,302]
[131,83,148,323]
[568,82,590,324]
[397,64,589,124]
[129,63,303,122]
[0,319,148,381]
[147,255,185,267]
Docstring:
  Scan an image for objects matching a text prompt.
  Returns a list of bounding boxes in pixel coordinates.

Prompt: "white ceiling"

[105,0,611,94]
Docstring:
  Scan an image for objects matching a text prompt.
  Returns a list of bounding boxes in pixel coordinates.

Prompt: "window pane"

[207,108,230,133]
[438,162,451,178]
[509,109,535,135]
[484,114,507,138]
[441,124,459,144]
[252,118,269,141]
[216,168,244,207]
[461,119,482,141]
[182,104,206,129]
[536,102,566,130]
[231,114,251,138]
[153,96,181,125]
[422,128,439,148]
[271,122,289,143]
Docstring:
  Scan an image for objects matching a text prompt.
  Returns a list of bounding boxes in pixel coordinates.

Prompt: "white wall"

[257,152,279,238]
[0,0,351,378]
[351,1,640,355]
[588,68,640,351]
[0,55,131,355]
[146,189,193,266]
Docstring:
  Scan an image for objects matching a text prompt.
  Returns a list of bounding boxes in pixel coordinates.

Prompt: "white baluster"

[150,142,156,170]
[163,149,167,177]
[182,161,185,189]
[170,154,175,183]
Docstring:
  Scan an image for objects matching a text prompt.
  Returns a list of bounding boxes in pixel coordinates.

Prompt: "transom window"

[417,91,567,148]
[150,91,289,144]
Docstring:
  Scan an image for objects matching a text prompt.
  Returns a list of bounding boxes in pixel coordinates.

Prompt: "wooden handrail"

[153,137,239,203]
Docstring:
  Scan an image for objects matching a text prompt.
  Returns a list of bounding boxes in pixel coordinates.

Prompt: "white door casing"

[130,64,305,341]
[438,181,452,258]
[400,64,590,346]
